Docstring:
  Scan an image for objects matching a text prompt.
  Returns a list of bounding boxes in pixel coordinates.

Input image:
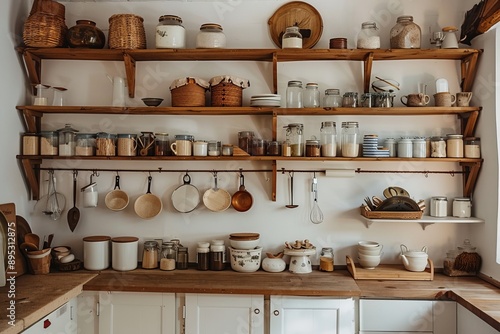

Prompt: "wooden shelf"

[360,214,485,230]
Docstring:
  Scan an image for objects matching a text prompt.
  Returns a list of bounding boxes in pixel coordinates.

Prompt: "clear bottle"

[303,83,320,108]
[320,121,336,157]
[40,131,58,156]
[267,141,281,156]
[464,137,481,158]
[357,21,380,49]
[398,137,413,158]
[341,121,359,157]
[319,247,334,272]
[196,23,226,48]
[156,15,186,49]
[251,138,265,156]
[286,80,303,108]
[57,124,78,156]
[160,242,176,271]
[412,136,426,158]
[284,123,304,157]
[142,240,159,269]
[176,247,189,270]
[390,15,421,49]
[282,26,302,49]
[323,89,342,108]
[446,134,464,158]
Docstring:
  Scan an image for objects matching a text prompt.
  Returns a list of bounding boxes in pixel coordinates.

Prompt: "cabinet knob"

[254,308,260,315]
[273,310,279,316]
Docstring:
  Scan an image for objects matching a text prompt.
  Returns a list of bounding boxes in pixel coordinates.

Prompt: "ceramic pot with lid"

[112,236,139,271]
[400,244,428,272]
[83,235,111,271]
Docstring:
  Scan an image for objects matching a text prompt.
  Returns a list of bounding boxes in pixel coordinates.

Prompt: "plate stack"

[250,94,281,107]
[363,134,389,157]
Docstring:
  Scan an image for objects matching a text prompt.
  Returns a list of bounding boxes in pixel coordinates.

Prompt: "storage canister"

[412,137,426,158]
[117,133,137,157]
[286,80,303,108]
[284,123,304,157]
[155,15,185,49]
[95,132,117,156]
[210,240,225,271]
[197,244,210,271]
[142,240,159,269]
[306,139,321,157]
[320,121,336,157]
[320,247,334,272]
[196,23,226,48]
[464,137,480,158]
[357,21,380,49]
[398,137,413,158]
[238,131,254,154]
[384,138,397,157]
[108,14,146,49]
[282,26,302,49]
[83,235,111,271]
[111,236,139,271]
[160,241,176,271]
[40,131,58,155]
[430,196,448,217]
[446,134,464,158]
[341,121,359,157]
[209,75,250,107]
[342,92,358,108]
[208,140,222,156]
[154,132,170,156]
[323,89,342,108]
[452,197,472,218]
[169,77,209,107]
[303,83,320,108]
[430,136,447,158]
[75,133,96,156]
[22,133,39,155]
[58,124,78,156]
[390,15,421,49]
[176,247,189,270]
[251,138,265,156]
[266,141,281,156]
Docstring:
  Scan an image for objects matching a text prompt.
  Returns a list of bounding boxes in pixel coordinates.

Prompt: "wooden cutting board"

[0,203,28,276]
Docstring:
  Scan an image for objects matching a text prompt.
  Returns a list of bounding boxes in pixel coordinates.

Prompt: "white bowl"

[358,256,380,269]
[229,238,260,250]
[358,241,381,248]
[229,246,262,272]
[358,247,382,256]
[358,253,382,261]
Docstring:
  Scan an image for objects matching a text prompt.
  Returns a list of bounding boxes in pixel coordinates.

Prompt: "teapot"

[400,244,428,272]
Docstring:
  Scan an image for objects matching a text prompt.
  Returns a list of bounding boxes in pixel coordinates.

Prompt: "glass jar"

[453,197,472,218]
[222,144,233,156]
[176,246,189,270]
[238,131,254,154]
[22,133,39,155]
[138,131,156,156]
[160,242,176,271]
[282,26,302,49]
[210,243,225,271]
[341,121,359,157]
[430,136,447,157]
[57,124,78,156]
[116,133,137,157]
[384,138,397,157]
[464,137,481,158]
[398,137,413,158]
[390,15,421,49]
[320,247,334,272]
[430,196,448,217]
[446,134,464,158]
[40,131,58,155]
[156,15,186,49]
[323,89,342,108]
[142,240,158,269]
[95,132,117,156]
[75,133,96,156]
[375,92,395,107]
[337,122,346,157]
[360,93,376,108]
[305,139,321,157]
[357,21,380,49]
[251,138,265,156]
[282,140,291,157]
[267,141,281,156]
[284,123,304,157]
[303,83,320,108]
[154,132,170,156]
[412,137,426,158]
[196,23,226,48]
[320,121,336,157]
[197,246,209,271]
[342,92,358,107]
[286,80,303,108]
[208,140,222,156]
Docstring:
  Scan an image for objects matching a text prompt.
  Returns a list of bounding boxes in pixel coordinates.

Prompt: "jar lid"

[40,130,58,135]
[197,247,209,253]
[117,133,137,138]
[197,241,210,248]
[321,247,333,251]
[57,124,79,133]
[325,89,340,95]
[175,134,194,140]
[306,139,320,145]
[162,241,174,247]
[238,131,254,136]
[284,123,304,129]
[431,136,446,141]
[361,21,377,29]
[200,23,223,31]
[112,236,139,243]
[464,137,480,141]
[211,239,224,245]
[209,75,250,89]
[447,134,463,139]
[169,77,210,90]
[178,247,188,252]
[321,121,336,127]
[345,121,359,127]
[397,15,414,21]
[306,82,318,88]
[457,239,476,252]
[159,15,182,23]
[442,26,458,32]
[96,132,117,139]
[144,240,158,248]
[154,132,169,136]
[76,133,97,139]
[385,137,396,142]
[454,197,471,202]
[210,245,225,252]
[431,196,447,200]
[83,235,111,242]
[287,80,303,87]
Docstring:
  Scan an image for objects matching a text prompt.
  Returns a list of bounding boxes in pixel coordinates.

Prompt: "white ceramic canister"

[111,236,139,271]
[83,235,111,271]
[430,196,448,217]
[156,15,186,49]
[452,197,472,218]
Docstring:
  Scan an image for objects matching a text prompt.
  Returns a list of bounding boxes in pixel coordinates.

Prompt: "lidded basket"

[209,75,250,107]
[169,77,209,107]
[108,14,146,49]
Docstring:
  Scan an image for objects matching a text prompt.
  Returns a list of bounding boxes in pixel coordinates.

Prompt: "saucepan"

[231,173,253,212]
[105,175,129,211]
[171,173,200,213]
[134,175,163,219]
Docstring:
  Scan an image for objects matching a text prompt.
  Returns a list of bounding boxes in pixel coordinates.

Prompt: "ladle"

[285,172,298,208]
[67,171,81,232]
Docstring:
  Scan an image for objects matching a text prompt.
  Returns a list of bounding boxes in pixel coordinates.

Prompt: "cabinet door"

[457,304,498,334]
[98,291,175,334]
[185,293,264,334]
[23,297,77,333]
[77,291,99,334]
[269,296,355,334]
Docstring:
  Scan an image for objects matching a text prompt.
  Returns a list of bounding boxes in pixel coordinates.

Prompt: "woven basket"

[23,13,67,47]
[29,0,65,18]
[170,78,208,107]
[108,14,146,49]
[26,251,52,274]
[211,82,243,107]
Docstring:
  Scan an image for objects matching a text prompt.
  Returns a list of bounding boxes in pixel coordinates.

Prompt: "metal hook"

[281,168,286,174]
[73,170,78,177]
[92,170,100,178]
[424,171,429,178]
[450,171,455,177]
[158,167,162,173]
[239,168,243,177]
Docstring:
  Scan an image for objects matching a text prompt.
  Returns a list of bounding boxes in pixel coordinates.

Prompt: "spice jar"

[284,123,304,157]
[22,133,39,155]
[95,132,117,156]
[160,241,176,271]
[75,133,96,156]
[452,197,472,218]
[40,131,58,155]
[117,133,137,157]
[154,133,170,156]
[267,141,281,156]
[430,196,448,217]
[282,26,302,49]
[342,92,358,107]
[238,131,254,154]
[197,244,210,271]
[305,139,320,157]
[210,241,225,271]
[142,240,159,269]
[208,140,222,156]
[464,137,481,158]
[323,89,342,108]
[176,246,189,270]
[357,21,380,49]
[412,137,426,158]
[286,80,303,108]
[57,124,78,156]
[251,138,265,156]
[320,121,336,157]
[320,247,334,272]
[446,134,464,158]
[156,15,185,49]
[196,23,226,48]
[303,83,320,108]
[431,136,447,157]
[341,121,359,157]
[390,15,421,49]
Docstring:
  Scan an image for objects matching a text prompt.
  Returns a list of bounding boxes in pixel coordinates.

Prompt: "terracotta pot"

[67,20,105,49]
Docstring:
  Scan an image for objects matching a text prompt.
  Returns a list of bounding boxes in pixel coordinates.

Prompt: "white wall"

[8,0,497,279]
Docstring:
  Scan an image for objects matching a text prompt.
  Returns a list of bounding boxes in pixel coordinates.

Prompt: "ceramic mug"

[170,135,193,156]
[456,92,473,107]
[401,93,430,107]
[434,92,456,107]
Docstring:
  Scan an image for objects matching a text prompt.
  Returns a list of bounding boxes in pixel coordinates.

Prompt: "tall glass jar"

[303,83,320,108]
[210,242,225,271]
[320,121,336,157]
[197,245,209,271]
[286,80,303,108]
[176,247,189,270]
[238,131,254,154]
[284,123,304,157]
[319,247,334,272]
[58,124,78,156]
[357,21,380,49]
[160,241,176,271]
[154,132,170,156]
[22,133,39,155]
[95,132,117,156]
[75,133,96,156]
[323,89,342,108]
[156,15,186,49]
[40,131,59,156]
[341,121,359,157]
[337,122,346,157]
[142,240,158,269]
[390,16,421,49]
[282,26,302,49]
[196,23,226,48]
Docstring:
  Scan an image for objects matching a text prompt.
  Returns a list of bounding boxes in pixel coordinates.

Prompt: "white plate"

[251,94,281,98]
[251,101,281,107]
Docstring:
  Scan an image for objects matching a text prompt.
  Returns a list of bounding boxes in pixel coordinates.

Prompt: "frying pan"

[171,173,200,213]
[231,173,253,212]
[203,173,231,212]
[105,175,129,211]
[134,176,163,219]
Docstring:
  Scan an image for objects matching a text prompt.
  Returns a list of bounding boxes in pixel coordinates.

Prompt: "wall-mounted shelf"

[360,215,485,230]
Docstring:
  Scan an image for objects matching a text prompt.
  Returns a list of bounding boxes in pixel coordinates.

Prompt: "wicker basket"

[26,251,52,274]
[170,77,209,107]
[29,0,65,18]
[108,14,146,49]
[209,76,250,107]
[23,13,67,47]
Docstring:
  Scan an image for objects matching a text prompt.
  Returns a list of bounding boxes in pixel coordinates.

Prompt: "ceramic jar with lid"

[112,236,139,271]
[452,197,472,218]
[412,137,426,158]
[67,20,105,49]
[390,15,421,49]
[156,15,185,48]
[357,21,380,49]
[430,196,448,217]
[447,134,464,158]
[282,26,302,49]
[398,137,413,158]
[83,235,111,271]
[196,23,226,48]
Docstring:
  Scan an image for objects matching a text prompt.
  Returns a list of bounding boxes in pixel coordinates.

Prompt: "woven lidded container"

[108,14,146,49]
[170,77,209,107]
[209,75,250,107]
[23,13,67,47]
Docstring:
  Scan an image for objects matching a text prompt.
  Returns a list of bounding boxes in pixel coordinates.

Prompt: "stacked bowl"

[357,241,383,269]
[228,233,262,273]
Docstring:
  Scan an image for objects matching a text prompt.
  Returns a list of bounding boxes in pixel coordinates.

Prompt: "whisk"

[310,173,324,224]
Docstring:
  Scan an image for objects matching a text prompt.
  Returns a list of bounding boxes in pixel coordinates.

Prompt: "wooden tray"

[360,206,423,220]
[346,255,434,281]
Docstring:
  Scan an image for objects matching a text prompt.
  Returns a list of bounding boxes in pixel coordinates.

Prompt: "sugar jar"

[160,241,176,271]
[341,121,359,157]
[357,21,380,49]
[284,123,304,157]
[57,124,78,156]
[390,16,421,49]
[156,15,186,49]
[320,121,336,157]
[282,26,302,49]
[196,23,226,48]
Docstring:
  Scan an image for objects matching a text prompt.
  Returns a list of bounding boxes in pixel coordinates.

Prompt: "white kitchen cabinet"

[22,297,77,333]
[457,304,498,334]
[359,299,456,334]
[269,296,355,334]
[184,293,264,334]
[77,291,99,334]
[98,291,176,334]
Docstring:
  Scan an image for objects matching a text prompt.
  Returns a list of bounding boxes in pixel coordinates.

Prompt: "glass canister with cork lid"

[444,239,481,276]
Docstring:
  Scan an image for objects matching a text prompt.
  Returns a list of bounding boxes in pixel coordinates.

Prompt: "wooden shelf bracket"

[461,52,480,92]
[461,161,482,197]
[20,158,41,200]
[123,53,136,98]
[363,52,374,93]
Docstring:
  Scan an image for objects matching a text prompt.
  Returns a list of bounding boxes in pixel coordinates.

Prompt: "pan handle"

[114,175,121,190]
[183,173,191,184]
[146,176,153,194]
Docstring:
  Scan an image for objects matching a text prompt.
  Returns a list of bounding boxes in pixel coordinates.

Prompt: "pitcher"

[107,75,126,107]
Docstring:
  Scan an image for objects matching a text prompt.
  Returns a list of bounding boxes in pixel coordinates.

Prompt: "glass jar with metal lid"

[357,21,380,49]
[320,121,336,157]
[176,247,189,270]
[75,133,96,156]
[142,240,159,269]
[40,131,58,155]
[160,241,176,271]
[320,247,334,272]
[95,132,117,156]
[341,121,359,157]
[323,89,342,108]
[196,23,226,48]
[154,132,170,156]
[282,26,302,49]
[238,131,254,154]
[342,92,358,107]
[286,80,303,108]
[305,139,320,157]
[57,124,78,156]
[464,137,481,158]
[267,141,281,156]
[303,83,320,108]
[156,15,185,49]
[284,123,304,157]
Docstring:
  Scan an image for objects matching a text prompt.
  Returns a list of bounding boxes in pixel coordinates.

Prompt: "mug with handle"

[401,93,430,107]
